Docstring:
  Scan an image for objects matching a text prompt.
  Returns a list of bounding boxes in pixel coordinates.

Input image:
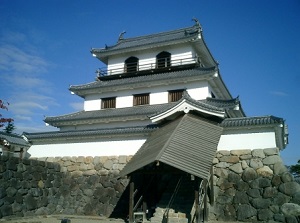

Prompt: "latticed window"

[101,97,116,109]
[133,93,149,106]
[156,51,171,68]
[168,90,184,102]
[125,56,139,73]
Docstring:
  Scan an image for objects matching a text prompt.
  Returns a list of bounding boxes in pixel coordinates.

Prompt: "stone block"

[281,203,300,217]
[257,208,273,220]
[233,191,249,204]
[264,147,279,156]
[263,155,282,165]
[219,155,239,163]
[273,162,288,175]
[281,172,294,183]
[242,167,257,182]
[247,188,261,198]
[273,192,291,206]
[256,166,273,177]
[249,158,263,169]
[251,198,271,209]
[252,149,265,158]
[263,186,278,198]
[279,182,300,196]
[229,163,243,174]
[231,150,251,156]
[236,204,257,221]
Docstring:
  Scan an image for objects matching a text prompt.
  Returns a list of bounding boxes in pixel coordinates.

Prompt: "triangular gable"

[120,113,223,179]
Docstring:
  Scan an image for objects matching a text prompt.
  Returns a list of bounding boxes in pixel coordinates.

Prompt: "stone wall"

[0,155,131,218]
[211,148,300,222]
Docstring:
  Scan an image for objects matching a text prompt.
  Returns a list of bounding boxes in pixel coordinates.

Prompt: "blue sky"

[0,0,299,165]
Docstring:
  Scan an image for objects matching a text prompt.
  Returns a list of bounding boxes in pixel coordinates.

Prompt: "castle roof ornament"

[192,18,202,32]
[118,31,126,42]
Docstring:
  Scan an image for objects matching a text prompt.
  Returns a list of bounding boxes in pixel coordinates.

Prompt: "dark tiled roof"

[220,116,284,128]
[120,114,223,179]
[0,131,29,147]
[44,94,235,127]
[69,67,216,95]
[91,25,201,55]
[24,125,158,141]
[44,103,175,126]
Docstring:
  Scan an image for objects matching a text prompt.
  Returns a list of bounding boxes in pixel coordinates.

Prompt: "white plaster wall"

[150,92,168,104]
[107,44,196,75]
[28,139,146,158]
[84,99,100,111]
[217,132,276,150]
[82,80,211,111]
[116,96,133,108]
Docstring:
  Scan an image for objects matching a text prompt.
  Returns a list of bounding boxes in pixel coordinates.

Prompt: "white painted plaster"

[217,132,276,150]
[150,92,168,104]
[28,139,146,158]
[116,96,133,108]
[84,99,100,111]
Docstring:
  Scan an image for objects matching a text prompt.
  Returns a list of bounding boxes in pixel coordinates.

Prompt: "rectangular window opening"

[168,90,184,102]
[101,97,116,109]
[133,93,149,106]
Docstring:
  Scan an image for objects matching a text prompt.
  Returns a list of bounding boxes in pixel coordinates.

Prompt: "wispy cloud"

[269,91,289,97]
[0,30,58,133]
[69,102,83,111]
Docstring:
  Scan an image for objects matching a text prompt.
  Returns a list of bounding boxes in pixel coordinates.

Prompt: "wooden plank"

[129,181,134,223]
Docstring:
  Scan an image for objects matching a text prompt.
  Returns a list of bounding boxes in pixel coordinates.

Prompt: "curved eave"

[24,126,157,144]
[45,114,150,128]
[91,25,202,64]
[69,67,217,98]
[150,99,225,123]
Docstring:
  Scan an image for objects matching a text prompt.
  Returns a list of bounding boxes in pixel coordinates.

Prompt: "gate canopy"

[120,113,223,179]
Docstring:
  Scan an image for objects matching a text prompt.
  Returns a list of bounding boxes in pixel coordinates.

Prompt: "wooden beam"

[129,181,134,223]
[194,178,200,223]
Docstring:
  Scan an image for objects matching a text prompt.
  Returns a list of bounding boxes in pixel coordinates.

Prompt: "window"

[101,97,116,109]
[168,89,184,102]
[125,56,139,73]
[133,93,149,106]
[156,51,171,68]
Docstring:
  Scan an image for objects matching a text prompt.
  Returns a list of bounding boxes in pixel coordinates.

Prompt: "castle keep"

[1,20,298,222]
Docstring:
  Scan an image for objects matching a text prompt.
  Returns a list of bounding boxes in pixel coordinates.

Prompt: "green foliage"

[4,121,16,134]
[290,159,300,178]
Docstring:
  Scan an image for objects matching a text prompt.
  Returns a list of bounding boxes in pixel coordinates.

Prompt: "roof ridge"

[117,25,197,43]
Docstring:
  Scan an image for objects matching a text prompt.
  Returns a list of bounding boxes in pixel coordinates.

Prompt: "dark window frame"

[125,56,139,73]
[101,97,116,109]
[168,89,184,102]
[133,93,150,106]
[156,51,171,68]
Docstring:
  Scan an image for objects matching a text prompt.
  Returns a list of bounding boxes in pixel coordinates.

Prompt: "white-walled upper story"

[84,80,213,111]
[106,44,197,75]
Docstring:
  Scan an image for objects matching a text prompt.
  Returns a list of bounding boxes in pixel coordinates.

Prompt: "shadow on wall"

[0,155,130,219]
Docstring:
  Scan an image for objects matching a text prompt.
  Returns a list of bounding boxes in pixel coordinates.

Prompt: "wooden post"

[194,178,200,223]
[129,180,134,223]
[210,165,214,205]
[203,179,208,221]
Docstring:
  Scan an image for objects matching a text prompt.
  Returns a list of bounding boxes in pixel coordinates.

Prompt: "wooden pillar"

[203,179,208,221]
[129,179,134,223]
[210,165,214,205]
[194,178,200,223]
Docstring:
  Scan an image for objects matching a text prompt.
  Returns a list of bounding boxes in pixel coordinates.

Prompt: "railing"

[96,56,200,77]
[192,178,208,223]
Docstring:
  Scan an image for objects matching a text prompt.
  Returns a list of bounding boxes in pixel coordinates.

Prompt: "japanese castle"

[25,20,288,159]
[20,19,292,222]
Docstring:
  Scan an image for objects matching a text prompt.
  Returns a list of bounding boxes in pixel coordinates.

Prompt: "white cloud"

[0,30,59,133]
[69,102,83,111]
[269,91,289,97]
